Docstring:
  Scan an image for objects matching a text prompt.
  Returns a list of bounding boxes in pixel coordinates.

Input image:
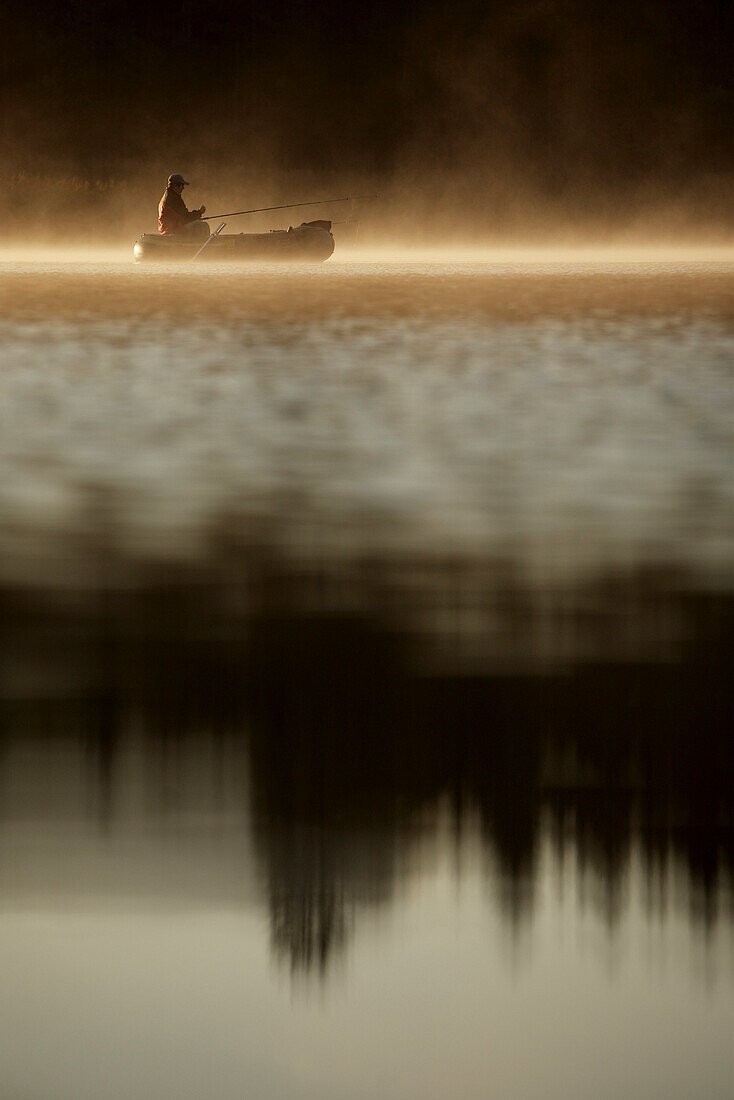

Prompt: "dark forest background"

[1,0,732,240]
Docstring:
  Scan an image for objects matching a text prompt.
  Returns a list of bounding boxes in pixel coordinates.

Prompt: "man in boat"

[158,174,208,238]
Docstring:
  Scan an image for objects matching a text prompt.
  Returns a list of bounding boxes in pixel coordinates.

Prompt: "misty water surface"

[1,261,733,589]
[0,260,732,1100]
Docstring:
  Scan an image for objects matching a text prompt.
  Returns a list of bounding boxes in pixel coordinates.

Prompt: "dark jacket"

[158,187,201,235]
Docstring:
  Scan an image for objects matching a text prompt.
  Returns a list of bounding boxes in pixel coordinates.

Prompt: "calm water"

[0,261,732,1099]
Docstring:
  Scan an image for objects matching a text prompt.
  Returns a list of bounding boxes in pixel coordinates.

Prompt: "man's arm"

[168,189,205,222]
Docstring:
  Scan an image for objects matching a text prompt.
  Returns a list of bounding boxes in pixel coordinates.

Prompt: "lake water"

[0,260,732,1099]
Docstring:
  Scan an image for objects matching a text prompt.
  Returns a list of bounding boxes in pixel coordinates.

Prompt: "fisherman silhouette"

[157,174,208,238]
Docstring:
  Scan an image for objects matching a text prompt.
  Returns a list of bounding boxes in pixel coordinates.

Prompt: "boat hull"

[133,222,335,263]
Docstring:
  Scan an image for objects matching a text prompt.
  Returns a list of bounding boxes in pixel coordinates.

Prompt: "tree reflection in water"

[0,553,731,972]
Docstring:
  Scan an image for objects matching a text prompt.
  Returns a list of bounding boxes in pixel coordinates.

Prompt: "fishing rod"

[201,195,378,221]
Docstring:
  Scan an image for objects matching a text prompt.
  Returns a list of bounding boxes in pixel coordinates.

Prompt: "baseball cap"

[168,173,190,186]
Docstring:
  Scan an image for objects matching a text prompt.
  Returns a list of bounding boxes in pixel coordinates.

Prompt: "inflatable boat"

[133,220,335,263]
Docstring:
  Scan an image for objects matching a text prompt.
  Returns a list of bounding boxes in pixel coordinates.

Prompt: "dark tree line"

[1,0,732,193]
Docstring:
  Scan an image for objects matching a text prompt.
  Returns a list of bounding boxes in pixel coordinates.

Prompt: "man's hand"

[197,205,206,216]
